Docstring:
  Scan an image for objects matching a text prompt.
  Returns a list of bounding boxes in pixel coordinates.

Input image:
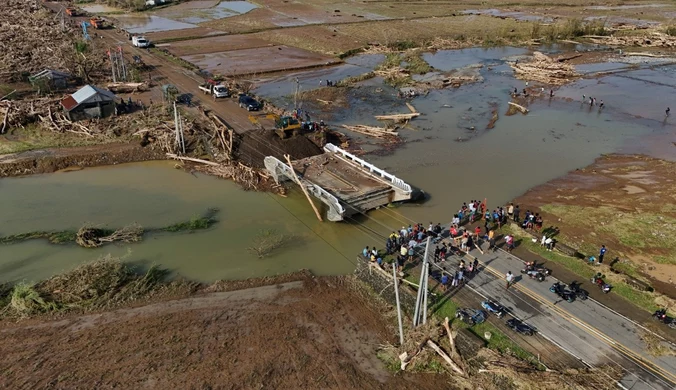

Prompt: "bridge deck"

[292,154,389,204]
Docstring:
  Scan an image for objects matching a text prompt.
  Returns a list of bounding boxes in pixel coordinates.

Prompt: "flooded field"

[2,47,674,284]
[182,46,340,76]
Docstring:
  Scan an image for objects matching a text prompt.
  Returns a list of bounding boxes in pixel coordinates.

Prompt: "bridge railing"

[323,144,412,194]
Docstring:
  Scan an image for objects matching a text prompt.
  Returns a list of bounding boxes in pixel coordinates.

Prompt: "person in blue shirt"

[599,245,607,264]
[441,274,449,291]
[362,246,369,257]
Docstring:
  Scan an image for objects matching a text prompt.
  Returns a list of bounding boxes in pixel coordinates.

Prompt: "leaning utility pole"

[284,154,323,222]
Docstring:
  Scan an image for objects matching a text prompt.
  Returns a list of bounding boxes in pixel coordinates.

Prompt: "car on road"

[506,318,535,336]
[238,94,261,111]
[132,36,151,48]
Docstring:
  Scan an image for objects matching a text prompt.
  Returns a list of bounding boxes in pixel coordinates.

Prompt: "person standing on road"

[599,245,607,264]
[441,273,449,291]
[505,271,514,289]
[505,234,515,253]
[513,205,520,223]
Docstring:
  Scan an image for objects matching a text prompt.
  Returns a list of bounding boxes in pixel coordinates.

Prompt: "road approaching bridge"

[428,236,676,390]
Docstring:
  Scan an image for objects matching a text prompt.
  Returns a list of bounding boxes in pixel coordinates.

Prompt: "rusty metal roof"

[60,85,116,111]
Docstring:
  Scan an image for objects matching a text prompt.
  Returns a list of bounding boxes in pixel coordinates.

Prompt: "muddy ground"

[236,129,322,168]
[0,143,165,177]
[0,276,444,390]
[513,154,676,290]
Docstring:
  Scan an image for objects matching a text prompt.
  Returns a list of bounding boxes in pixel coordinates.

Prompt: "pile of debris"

[0,0,82,81]
[510,52,580,85]
[586,32,676,48]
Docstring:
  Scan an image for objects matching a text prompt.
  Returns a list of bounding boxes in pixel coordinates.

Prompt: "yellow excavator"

[248,113,302,139]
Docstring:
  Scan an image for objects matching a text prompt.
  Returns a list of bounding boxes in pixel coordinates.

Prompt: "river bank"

[0,259,622,390]
[512,154,676,294]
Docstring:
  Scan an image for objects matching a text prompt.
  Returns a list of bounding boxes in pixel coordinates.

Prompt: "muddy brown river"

[1,48,674,283]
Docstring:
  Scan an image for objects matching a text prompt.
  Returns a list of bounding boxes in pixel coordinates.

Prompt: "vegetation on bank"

[0,256,197,318]
[0,208,218,247]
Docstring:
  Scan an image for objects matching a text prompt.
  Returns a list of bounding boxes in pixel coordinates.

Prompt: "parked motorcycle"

[520,262,551,276]
[481,300,507,318]
[523,270,546,282]
[568,282,588,301]
[591,273,612,294]
[653,309,676,329]
[506,318,535,336]
[550,282,575,303]
[455,308,486,326]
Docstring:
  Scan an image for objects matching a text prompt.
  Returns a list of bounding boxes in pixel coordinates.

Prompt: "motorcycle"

[523,270,546,282]
[653,309,676,329]
[568,282,588,301]
[455,308,486,326]
[506,318,535,336]
[520,262,551,276]
[591,273,612,294]
[550,282,575,303]
[481,300,507,318]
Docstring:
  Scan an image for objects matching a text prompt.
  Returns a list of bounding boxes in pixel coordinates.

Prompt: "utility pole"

[108,50,117,83]
[393,262,404,346]
[413,237,431,327]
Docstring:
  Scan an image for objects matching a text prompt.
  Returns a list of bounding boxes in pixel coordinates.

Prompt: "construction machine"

[248,113,302,139]
[90,17,105,29]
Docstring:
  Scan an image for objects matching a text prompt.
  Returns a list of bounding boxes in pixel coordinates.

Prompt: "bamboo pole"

[405,102,417,113]
[284,154,323,222]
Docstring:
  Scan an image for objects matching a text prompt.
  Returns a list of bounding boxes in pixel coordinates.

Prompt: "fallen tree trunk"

[508,101,529,114]
[623,52,665,58]
[342,124,398,138]
[166,153,220,166]
[426,339,466,376]
[107,82,148,93]
[556,53,582,62]
[375,113,420,122]
[405,102,417,113]
[443,317,466,374]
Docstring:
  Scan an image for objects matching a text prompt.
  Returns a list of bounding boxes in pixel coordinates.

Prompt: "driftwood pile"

[510,52,580,85]
[586,32,676,48]
[76,224,143,248]
[0,0,81,81]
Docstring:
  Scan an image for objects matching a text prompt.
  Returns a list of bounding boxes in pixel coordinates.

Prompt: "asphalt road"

[429,239,676,390]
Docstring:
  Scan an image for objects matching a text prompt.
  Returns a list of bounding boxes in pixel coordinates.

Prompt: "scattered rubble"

[586,32,676,48]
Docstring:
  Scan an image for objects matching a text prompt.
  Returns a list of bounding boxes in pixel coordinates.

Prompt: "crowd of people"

[361,198,556,287]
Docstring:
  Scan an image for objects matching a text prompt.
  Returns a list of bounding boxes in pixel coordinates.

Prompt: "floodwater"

[3,47,675,284]
[114,15,197,34]
[157,1,258,24]
[80,4,124,14]
[0,162,365,284]
[462,9,554,22]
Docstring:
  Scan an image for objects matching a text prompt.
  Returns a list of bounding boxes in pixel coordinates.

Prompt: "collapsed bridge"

[264,144,414,222]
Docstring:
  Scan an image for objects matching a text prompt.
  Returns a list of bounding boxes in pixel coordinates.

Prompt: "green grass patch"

[654,256,676,265]
[378,52,403,70]
[402,51,432,75]
[161,208,218,232]
[666,25,676,36]
[149,48,197,71]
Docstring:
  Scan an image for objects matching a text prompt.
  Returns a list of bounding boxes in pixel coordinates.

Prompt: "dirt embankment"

[513,154,676,294]
[236,129,323,168]
[0,143,165,177]
[0,274,443,390]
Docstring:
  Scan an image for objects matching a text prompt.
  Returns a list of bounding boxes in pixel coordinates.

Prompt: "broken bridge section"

[264,144,413,222]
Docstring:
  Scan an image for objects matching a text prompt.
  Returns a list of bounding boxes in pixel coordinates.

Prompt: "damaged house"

[60,85,117,121]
